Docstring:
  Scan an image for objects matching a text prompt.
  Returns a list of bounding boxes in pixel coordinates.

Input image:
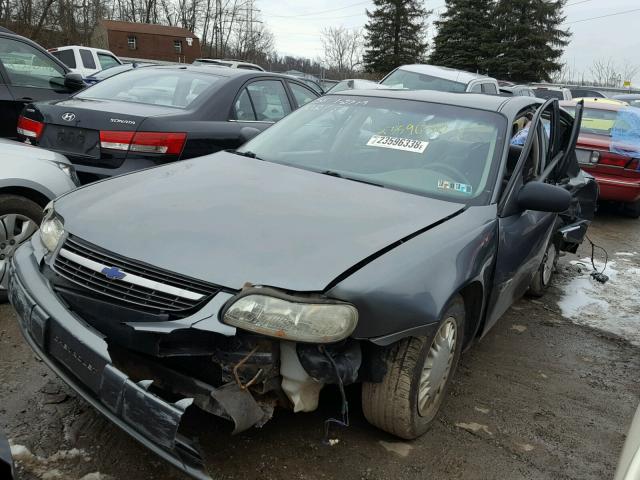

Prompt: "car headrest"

[507,144,523,170]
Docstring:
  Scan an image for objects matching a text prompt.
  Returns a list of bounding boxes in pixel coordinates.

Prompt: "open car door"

[483,99,597,334]
[541,100,599,253]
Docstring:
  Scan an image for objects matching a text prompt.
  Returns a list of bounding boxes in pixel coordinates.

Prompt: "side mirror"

[238,126,261,144]
[517,182,571,213]
[64,72,86,91]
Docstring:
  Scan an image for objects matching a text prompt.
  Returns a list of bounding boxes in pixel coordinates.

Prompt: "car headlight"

[223,292,358,343]
[40,205,65,252]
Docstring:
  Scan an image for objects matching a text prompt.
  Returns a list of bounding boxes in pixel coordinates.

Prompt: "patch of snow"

[615,252,637,256]
[379,441,413,457]
[9,443,96,480]
[557,258,640,346]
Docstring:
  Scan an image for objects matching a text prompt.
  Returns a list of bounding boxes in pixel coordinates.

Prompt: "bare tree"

[320,26,363,76]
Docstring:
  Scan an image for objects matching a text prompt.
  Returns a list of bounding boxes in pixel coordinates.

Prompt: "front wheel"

[0,195,44,302]
[361,296,465,439]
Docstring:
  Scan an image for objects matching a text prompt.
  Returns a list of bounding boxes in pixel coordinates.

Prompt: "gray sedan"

[0,139,78,298]
[9,90,596,479]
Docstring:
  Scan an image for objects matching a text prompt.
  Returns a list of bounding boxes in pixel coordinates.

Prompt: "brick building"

[92,20,200,63]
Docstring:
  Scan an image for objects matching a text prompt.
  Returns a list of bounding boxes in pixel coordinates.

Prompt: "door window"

[481,83,498,94]
[246,80,291,122]
[0,38,66,89]
[79,49,96,69]
[97,53,119,70]
[470,83,482,93]
[233,89,256,121]
[50,49,76,68]
[289,82,318,107]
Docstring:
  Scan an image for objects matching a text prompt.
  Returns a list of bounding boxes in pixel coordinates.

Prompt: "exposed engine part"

[212,335,281,395]
[210,382,270,434]
[232,346,263,390]
[297,341,361,385]
[280,341,324,412]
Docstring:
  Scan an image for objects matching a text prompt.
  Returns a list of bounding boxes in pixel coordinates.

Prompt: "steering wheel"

[426,163,472,186]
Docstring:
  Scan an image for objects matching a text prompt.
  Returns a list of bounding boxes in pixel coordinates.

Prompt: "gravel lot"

[1,209,639,480]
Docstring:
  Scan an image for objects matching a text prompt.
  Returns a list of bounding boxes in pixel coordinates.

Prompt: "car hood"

[54,152,464,291]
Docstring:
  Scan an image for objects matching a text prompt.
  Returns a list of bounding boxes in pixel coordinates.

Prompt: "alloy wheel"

[0,214,39,290]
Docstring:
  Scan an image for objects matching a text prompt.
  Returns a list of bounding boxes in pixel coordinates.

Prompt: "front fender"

[328,205,498,344]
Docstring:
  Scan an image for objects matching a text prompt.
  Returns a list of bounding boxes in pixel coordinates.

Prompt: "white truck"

[48,46,122,77]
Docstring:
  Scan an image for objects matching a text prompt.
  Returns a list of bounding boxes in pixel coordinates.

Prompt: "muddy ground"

[1,209,639,480]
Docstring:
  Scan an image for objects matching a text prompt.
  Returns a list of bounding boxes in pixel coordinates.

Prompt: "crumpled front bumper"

[8,239,212,480]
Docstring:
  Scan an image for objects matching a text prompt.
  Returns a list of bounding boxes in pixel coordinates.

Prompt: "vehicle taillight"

[130,132,187,155]
[99,131,186,155]
[99,131,135,151]
[17,116,44,140]
[600,154,632,168]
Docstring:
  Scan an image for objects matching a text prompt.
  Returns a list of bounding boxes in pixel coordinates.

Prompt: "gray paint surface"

[54,151,464,291]
[0,139,78,199]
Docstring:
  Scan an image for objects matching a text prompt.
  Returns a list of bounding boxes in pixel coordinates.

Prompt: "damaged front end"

[9,234,363,480]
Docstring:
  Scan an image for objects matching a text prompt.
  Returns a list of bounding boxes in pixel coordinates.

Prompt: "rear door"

[0,37,72,134]
[229,78,293,131]
[0,68,17,138]
[286,80,320,108]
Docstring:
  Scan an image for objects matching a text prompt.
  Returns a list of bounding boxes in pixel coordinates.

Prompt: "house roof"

[99,20,198,39]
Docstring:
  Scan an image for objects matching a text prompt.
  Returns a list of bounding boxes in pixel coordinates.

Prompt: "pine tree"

[429,0,494,73]
[363,0,431,74]
[485,0,570,82]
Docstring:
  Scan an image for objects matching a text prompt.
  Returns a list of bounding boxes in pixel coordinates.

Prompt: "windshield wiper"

[228,150,263,160]
[320,170,385,188]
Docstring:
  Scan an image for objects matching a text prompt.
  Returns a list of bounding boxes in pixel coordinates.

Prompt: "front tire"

[0,195,44,302]
[361,295,465,439]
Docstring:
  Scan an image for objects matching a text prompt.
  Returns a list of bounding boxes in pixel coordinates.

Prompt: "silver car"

[0,139,78,299]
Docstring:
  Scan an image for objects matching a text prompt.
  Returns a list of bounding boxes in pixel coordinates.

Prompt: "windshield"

[381,69,466,93]
[238,95,506,204]
[533,88,564,100]
[76,69,220,108]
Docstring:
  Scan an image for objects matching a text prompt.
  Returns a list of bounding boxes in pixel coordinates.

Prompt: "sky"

[256,0,640,83]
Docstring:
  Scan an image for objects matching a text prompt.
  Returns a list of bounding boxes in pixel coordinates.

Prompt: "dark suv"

[0,27,84,138]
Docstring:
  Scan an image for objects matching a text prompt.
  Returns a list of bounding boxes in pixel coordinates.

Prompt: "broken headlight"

[223,292,358,343]
[40,203,65,252]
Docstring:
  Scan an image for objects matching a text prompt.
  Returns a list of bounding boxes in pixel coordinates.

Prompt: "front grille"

[52,236,219,313]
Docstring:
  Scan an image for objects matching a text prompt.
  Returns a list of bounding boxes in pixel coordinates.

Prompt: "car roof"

[331,88,540,115]
[560,98,628,110]
[140,64,291,79]
[532,86,569,92]
[572,97,628,106]
[395,64,494,84]
[500,85,532,92]
[613,94,640,100]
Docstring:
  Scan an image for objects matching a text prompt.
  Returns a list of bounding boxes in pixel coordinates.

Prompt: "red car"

[561,99,640,217]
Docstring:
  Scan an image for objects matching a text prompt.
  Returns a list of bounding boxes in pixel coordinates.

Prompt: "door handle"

[18,97,34,102]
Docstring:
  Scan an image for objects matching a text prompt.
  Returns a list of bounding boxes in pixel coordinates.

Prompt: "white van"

[48,46,122,77]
